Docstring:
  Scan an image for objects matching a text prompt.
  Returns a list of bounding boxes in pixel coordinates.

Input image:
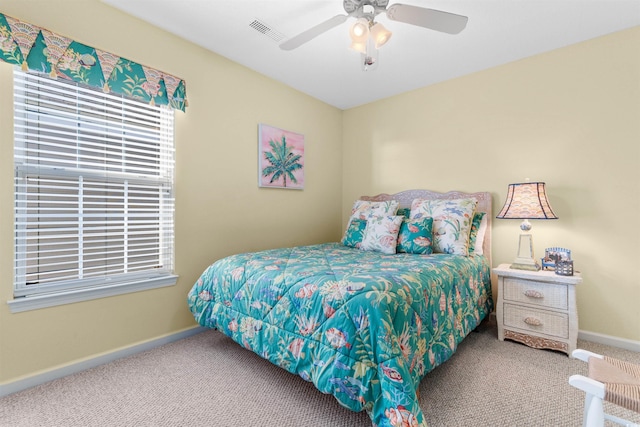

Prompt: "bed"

[187,189,494,427]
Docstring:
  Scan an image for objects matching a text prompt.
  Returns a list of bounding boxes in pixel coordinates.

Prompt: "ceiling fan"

[279,0,469,52]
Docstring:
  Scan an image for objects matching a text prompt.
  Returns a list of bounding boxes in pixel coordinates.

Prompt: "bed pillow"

[396,217,434,255]
[410,198,477,255]
[341,218,367,248]
[342,200,399,241]
[473,213,488,255]
[468,212,487,255]
[396,207,411,218]
[360,215,403,255]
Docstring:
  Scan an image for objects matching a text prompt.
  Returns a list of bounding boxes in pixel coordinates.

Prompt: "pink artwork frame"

[258,124,305,190]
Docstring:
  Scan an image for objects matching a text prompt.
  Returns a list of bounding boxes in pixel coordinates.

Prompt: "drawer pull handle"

[524,290,544,299]
[524,316,542,326]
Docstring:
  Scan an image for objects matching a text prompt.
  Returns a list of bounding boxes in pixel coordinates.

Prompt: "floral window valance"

[0,12,187,111]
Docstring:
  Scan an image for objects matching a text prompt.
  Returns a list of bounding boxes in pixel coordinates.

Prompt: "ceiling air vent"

[249,19,286,43]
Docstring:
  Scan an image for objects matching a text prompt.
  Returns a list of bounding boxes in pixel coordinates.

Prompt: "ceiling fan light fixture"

[370,22,392,49]
[349,18,370,42]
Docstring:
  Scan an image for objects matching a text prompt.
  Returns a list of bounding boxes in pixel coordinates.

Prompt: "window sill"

[7,275,179,313]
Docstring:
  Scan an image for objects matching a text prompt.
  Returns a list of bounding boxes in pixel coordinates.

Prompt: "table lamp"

[497,182,558,270]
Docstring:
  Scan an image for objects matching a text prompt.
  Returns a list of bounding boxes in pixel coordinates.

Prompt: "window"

[11,69,176,312]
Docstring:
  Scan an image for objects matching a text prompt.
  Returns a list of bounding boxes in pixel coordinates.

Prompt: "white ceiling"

[101,0,640,110]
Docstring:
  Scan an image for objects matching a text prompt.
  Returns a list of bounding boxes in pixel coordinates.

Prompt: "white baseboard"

[0,326,207,398]
[578,329,640,353]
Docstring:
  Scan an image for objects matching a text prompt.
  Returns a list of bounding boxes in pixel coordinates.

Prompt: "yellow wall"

[1,0,638,389]
[0,1,343,384]
[342,27,640,342]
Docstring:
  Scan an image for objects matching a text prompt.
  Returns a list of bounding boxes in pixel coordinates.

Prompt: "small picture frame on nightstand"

[541,247,571,271]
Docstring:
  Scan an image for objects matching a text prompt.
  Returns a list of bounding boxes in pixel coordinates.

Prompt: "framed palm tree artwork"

[258,124,305,190]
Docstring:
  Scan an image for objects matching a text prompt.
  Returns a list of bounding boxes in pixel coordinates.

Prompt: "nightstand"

[493,263,582,356]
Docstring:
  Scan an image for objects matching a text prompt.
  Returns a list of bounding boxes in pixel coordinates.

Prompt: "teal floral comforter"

[188,243,493,427]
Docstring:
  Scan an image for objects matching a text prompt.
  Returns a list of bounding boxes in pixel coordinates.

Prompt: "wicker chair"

[569,349,640,427]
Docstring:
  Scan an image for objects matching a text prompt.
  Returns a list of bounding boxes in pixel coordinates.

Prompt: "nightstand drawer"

[503,303,569,339]
[502,278,568,310]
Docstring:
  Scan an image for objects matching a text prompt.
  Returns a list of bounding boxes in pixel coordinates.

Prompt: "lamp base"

[509,234,541,271]
[510,260,541,271]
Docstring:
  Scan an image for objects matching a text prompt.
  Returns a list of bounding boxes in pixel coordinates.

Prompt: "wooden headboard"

[360,189,492,266]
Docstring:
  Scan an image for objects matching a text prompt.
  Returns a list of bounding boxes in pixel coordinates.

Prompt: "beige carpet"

[1,321,639,427]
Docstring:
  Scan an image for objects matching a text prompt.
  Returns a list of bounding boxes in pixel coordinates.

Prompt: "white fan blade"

[280,14,348,50]
[386,4,468,34]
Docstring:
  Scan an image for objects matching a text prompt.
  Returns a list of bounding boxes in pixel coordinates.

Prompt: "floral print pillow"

[341,218,367,248]
[396,217,434,255]
[342,200,399,242]
[360,215,404,255]
[410,198,477,256]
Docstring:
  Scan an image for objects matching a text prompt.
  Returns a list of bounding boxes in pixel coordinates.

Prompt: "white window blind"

[13,70,175,299]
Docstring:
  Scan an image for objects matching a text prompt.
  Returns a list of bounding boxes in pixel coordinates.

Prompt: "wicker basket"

[555,260,574,276]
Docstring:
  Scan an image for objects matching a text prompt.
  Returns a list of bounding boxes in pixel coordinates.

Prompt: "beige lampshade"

[496,182,558,220]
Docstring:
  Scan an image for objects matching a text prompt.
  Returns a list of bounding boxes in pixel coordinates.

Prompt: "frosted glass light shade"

[350,41,367,54]
[370,22,392,48]
[350,18,369,43]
